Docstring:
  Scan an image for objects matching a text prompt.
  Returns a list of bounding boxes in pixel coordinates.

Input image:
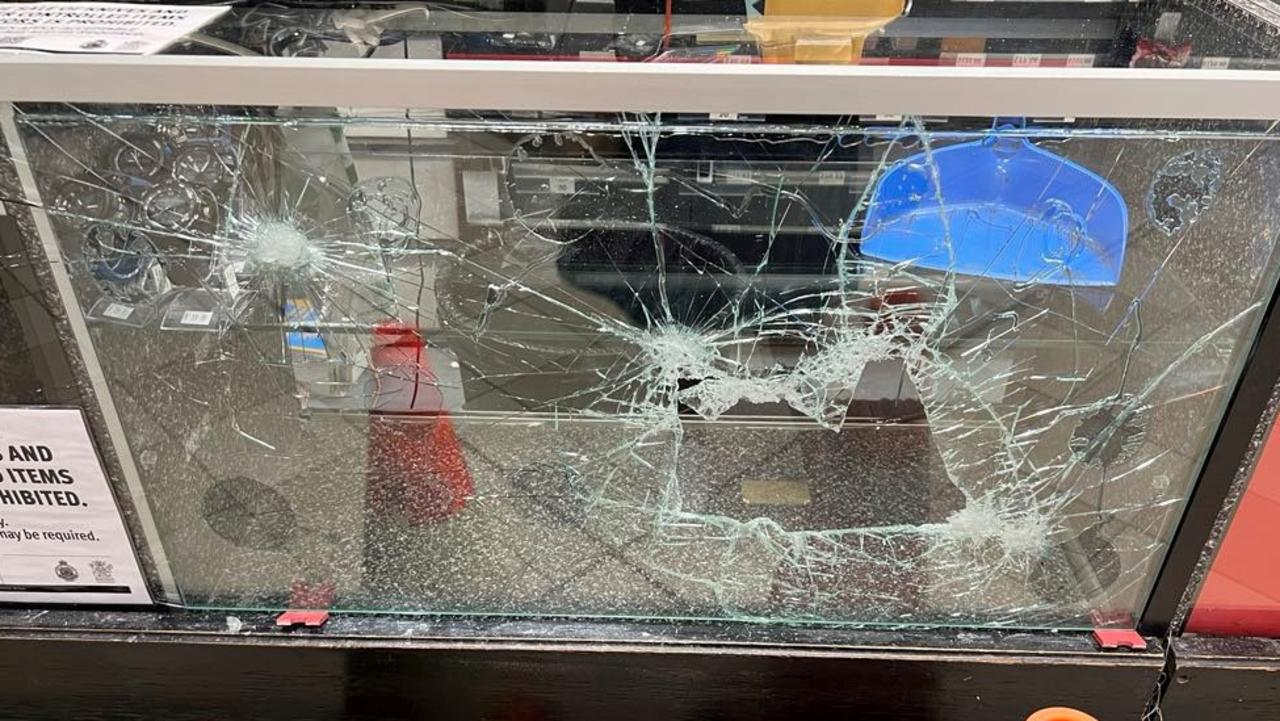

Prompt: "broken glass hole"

[1147,149,1223,236]
[1068,398,1149,466]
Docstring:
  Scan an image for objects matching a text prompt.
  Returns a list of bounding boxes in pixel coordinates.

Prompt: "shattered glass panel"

[7,105,1280,629]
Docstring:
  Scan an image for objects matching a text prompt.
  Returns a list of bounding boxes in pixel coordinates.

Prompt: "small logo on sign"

[54,560,79,582]
[89,560,114,583]
[79,39,108,50]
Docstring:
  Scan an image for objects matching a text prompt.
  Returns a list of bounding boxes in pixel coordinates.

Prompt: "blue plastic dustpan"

[861,135,1128,286]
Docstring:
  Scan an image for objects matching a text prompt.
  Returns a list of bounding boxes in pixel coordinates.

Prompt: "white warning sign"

[0,407,150,604]
[0,3,228,55]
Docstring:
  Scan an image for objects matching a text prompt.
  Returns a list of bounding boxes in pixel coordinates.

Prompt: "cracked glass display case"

[2,0,1280,633]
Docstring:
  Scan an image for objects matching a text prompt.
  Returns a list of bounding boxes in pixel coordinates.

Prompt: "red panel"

[365,322,473,525]
[1187,423,1280,636]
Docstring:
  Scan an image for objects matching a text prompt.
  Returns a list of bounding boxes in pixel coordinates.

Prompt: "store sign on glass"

[0,408,149,604]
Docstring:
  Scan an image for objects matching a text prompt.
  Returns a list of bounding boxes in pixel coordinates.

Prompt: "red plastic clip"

[276,610,330,628]
[1091,628,1147,650]
[277,580,335,628]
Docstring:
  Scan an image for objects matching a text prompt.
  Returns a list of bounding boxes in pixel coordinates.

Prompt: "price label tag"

[101,303,134,321]
[817,170,845,186]
[955,53,987,67]
[221,264,241,301]
[1201,56,1231,69]
[724,168,752,185]
[1066,54,1096,68]
[1013,53,1042,68]
[548,177,576,194]
[697,161,715,185]
[180,310,214,326]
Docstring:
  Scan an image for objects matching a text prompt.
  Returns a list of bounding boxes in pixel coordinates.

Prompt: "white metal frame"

[0,56,1279,120]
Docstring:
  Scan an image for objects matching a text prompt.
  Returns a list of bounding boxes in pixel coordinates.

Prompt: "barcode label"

[222,264,241,300]
[1013,53,1042,68]
[955,53,986,67]
[1201,56,1231,69]
[180,310,214,326]
[1066,54,1096,68]
[548,177,576,194]
[102,303,133,320]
